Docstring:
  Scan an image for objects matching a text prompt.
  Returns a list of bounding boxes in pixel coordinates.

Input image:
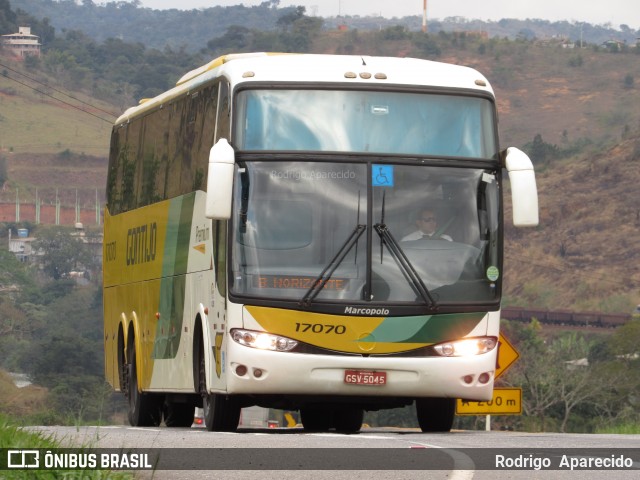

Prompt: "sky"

[137,0,640,30]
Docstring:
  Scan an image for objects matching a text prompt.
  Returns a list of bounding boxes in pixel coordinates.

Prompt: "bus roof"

[115,52,494,125]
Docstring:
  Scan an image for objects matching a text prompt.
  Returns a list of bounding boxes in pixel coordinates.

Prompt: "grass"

[595,424,640,434]
[0,414,133,479]
[0,371,49,420]
[0,73,112,156]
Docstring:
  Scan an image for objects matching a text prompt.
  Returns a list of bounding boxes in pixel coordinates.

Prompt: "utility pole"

[36,188,40,224]
[55,188,60,225]
[96,189,100,225]
[15,188,19,222]
[422,0,428,33]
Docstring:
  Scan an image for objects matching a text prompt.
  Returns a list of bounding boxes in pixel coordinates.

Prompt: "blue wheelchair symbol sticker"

[373,165,394,187]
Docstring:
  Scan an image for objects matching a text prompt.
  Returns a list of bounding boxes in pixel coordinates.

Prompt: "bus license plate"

[344,370,387,386]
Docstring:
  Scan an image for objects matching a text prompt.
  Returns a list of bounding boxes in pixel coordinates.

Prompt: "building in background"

[1,26,41,59]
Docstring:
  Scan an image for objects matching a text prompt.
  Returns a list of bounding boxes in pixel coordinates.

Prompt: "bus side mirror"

[206,138,235,220]
[503,147,539,227]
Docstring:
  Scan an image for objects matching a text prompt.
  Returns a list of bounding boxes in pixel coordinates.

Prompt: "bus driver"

[401,207,453,242]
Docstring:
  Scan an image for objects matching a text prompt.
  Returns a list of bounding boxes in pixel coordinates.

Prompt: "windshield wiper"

[300,224,365,307]
[373,223,438,310]
[373,191,437,310]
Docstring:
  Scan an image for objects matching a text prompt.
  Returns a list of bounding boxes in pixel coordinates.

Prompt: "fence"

[0,189,103,226]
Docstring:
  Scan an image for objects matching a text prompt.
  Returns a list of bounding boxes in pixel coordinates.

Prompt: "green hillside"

[0,72,113,156]
[1,10,639,314]
[0,5,639,433]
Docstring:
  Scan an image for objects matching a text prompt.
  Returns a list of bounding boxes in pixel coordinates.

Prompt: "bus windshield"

[230,162,501,306]
[234,89,497,158]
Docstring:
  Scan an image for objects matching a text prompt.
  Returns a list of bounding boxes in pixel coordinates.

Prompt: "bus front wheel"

[334,407,363,434]
[197,344,240,432]
[300,407,333,432]
[416,397,456,432]
[202,393,240,432]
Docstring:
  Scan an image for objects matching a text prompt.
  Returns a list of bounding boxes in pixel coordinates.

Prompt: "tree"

[276,6,306,31]
[503,320,558,430]
[380,26,410,41]
[548,333,600,432]
[276,8,323,52]
[0,0,17,34]
[0,299,27,340]
[502,321,626,432]
[206,25,253,54]
[623,74,634,89]
[17,284,114,421]
[526,134,559,166]
[606,320,640,423]
[413,34,442,57]
[33,227,96,280]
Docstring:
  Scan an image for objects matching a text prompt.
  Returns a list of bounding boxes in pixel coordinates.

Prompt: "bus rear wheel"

[163,402,195,428]
[416,397,456,432]
[126,344,162,427]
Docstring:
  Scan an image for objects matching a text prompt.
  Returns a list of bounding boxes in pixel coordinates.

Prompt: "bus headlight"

[231,329,298,352]
[433,337,497,357]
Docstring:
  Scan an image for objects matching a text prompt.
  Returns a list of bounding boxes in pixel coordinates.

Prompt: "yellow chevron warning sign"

[495,333,519,379]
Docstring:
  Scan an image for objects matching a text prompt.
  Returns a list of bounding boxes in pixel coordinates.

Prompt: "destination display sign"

[253,275,348,290]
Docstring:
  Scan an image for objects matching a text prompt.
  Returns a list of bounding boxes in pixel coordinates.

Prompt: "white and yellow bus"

[103,52,538,433]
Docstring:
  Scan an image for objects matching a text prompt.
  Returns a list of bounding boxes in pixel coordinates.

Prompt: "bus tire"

[416,397,456,432]
[126,343,162,427]
[334,407,363,433]
[197,340,240,432]
[163,402,195,428]
[202,393,240,432]
[300,407,333,432]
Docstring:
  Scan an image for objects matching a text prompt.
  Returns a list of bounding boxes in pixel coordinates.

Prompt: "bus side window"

[106,127,124,214]
[215,81,230,143]
[181,84,218,194]
[140,106,169,207]
[122,119,142,212]
[165,101,185,199]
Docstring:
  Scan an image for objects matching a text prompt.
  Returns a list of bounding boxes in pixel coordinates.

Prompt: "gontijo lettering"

[126,222,157,266]
[104,241,117,262]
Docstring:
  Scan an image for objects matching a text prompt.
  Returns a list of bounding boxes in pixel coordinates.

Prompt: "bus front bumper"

[222,340,497,401]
